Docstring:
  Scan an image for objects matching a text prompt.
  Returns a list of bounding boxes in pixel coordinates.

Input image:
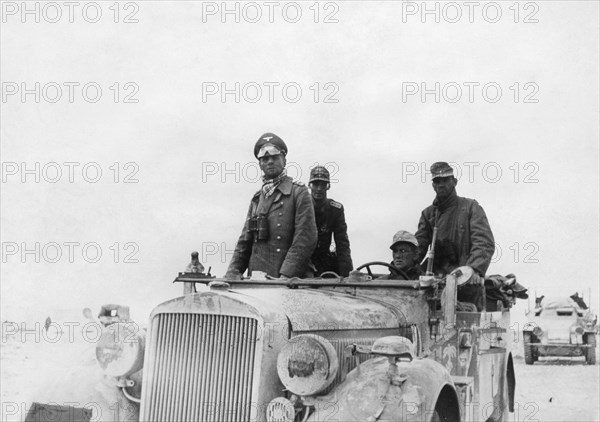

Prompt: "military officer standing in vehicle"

[226,133,317,279]
[378,230,422,280]
[415,162,495,277]
[308,166,353,277]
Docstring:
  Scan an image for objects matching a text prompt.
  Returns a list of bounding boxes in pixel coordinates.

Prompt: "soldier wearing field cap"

[226,133,317,279]
[379,230,422,280]
[415,161,495,277]
[308,166,353,277]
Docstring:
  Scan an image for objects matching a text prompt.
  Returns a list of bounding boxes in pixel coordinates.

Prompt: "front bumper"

[529,342,591,357]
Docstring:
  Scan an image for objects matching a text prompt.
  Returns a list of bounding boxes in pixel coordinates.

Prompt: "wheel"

[431,405,461,422]
[523,333,536,365]
[584,334,596,365]
[355,261,410,280]
[431,393,460,422]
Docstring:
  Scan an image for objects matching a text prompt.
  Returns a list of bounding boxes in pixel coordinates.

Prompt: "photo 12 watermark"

[0,399,541,422]
[1,320,141,344]
[1,161,140,183]
[201,82,339,104]
[201,161,340,184]
[402,82,539,104]
[200,1,339,24]
[491,241,540,264]
[198,241,235,265]
[1,241,140,264]
[400,1,539,24]
[1,1,140,23]
[401,161,540,184]
[1,82,140,103]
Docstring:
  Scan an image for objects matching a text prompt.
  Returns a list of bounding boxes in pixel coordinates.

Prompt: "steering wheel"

[355,261,410,280]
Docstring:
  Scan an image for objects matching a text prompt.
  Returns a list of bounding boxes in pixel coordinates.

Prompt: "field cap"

[390,230,419,249]
[254,133,287,158]
[430,162,454,180]
[309,166,330,183]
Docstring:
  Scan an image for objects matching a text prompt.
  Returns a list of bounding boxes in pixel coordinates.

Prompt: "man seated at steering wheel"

[378,230,422,280]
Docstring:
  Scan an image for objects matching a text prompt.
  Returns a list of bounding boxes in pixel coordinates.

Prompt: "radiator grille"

[141,313,258,422]
[330,336,386,385]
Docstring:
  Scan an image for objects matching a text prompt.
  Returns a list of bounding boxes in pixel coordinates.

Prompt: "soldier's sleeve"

[466,200,495,276]
[280,185,318,278]
[226,200,254,276]
[332,204,353,277]
[415,209,433,264]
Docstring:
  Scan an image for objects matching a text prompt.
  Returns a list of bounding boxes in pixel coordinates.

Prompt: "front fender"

[26,336,140,422]
[307,356,458,422]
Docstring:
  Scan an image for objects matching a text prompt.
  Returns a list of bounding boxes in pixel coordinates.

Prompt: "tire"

[523,333,536,365]
[432,397,460,422]
[584,334,596,365]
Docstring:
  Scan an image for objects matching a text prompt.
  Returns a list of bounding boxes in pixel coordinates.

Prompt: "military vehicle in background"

[523,295,597,365]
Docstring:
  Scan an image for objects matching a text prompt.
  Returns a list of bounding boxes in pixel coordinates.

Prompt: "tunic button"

[276,248,281,252]
[277,223,281,227]
[277,236,281,239]
[279,212,283,216]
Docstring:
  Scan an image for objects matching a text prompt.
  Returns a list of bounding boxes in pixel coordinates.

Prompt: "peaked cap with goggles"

[254,133,288,159]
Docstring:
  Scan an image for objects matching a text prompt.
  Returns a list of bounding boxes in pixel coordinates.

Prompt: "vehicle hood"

[234,287,402,331]
[154,287,403,332]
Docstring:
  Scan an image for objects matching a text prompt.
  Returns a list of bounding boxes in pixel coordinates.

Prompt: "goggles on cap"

[257,144,283,159]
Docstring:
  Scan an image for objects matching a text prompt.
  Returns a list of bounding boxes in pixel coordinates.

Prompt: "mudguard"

[307,356,459,422]
[24,337,140,422]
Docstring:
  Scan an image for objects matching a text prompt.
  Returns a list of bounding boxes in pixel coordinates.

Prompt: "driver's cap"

[390,230,418,249]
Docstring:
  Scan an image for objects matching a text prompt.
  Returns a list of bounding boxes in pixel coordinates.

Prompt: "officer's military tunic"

[311,198,353,277]
[228,177,317,278]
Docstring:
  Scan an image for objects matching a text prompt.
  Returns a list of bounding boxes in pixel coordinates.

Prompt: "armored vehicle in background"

[523,296,597,365]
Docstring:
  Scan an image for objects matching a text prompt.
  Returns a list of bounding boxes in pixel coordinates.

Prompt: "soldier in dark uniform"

[378,230,422,280]
[226,133,317,279]
[415,162,495,278]
[308,166,353,277]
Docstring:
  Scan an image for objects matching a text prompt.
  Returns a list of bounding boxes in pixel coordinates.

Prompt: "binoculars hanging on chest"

[246,214,269,241]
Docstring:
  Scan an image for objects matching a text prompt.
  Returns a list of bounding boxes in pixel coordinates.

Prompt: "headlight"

[96,322,145,377]
[574,326,584,335]
[276,334,338,396]
[533,326,543,337]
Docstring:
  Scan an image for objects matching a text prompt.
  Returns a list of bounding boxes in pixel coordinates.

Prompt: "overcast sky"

[1,1,598,322]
